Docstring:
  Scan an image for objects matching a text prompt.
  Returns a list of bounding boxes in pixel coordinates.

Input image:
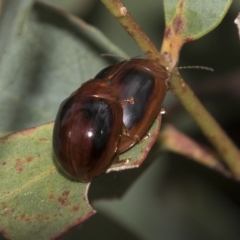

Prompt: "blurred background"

[1,0,240,239]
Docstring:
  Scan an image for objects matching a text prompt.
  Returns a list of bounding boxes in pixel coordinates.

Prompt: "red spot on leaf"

[63,190,70,197]
[39,138,49,142]
[72,206,80,213]
[49,193,55,200]
[1,204,8,211]
[173,15,185,34]
[18,214,31,223]
[15,158,24,173]
[57,190,71,206]
[26,156,34,163]
[164,27,173,38]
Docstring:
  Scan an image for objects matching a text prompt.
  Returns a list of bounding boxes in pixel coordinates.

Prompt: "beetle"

[53,79,124,182]
[53,58,169,182]
[94,58,169,152]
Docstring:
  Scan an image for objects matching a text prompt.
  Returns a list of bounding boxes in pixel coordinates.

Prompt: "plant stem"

[170,70,240,179]
[100,0,162,61]
[159,124,232,178]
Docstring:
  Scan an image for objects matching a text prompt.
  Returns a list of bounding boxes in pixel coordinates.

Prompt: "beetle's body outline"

[53,58,169,181]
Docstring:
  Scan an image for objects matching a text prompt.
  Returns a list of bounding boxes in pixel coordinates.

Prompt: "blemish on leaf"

[15,158,24,173]
[26,156,34,163]
[57,190,71,206]
[39,138,49,142]
[18,214,31,224]
[49,193,55,200]
[1,204,8,211]
[164,27,173,38]
[71,206,80,213]
[1,161,6,166]
[173,15,185,34]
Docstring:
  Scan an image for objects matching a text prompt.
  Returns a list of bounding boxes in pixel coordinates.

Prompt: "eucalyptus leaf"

[0,122,94,240]
[163,0,232,39]
[0,115,161,239]
[0,2,127,137]
[0,2,163,239]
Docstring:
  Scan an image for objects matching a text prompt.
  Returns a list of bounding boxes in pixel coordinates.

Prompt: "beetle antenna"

[178,66,214,71]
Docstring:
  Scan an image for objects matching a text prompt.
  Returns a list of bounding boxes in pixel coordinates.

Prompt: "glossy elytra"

[53,79,123,182]
[53,58,169,182]
[94,58,169,152]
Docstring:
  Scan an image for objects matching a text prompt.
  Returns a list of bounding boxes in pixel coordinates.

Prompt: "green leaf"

[0,2,127,137]
[0,122,93,240]
[0,2,163,238]
[0,116,162,239]
[161,0,232,67]
[0,0,34,63]
[163,0,232,39]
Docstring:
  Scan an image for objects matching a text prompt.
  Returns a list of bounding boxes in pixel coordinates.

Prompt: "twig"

[169,70,240,179]
[100,0,163,61]
[159,124,232,178]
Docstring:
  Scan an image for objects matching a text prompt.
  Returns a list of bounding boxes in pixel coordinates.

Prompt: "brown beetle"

[53,79,124,182]
[53,58,168,182]
[94,58,169,152]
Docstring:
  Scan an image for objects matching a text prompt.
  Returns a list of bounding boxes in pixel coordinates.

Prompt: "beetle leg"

[121,125,140,142]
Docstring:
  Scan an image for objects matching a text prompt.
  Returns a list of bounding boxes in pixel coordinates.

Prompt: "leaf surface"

[161,0,232,67]
[0,115,161,239]
[0,3,163,239]
[0,2,127,137]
